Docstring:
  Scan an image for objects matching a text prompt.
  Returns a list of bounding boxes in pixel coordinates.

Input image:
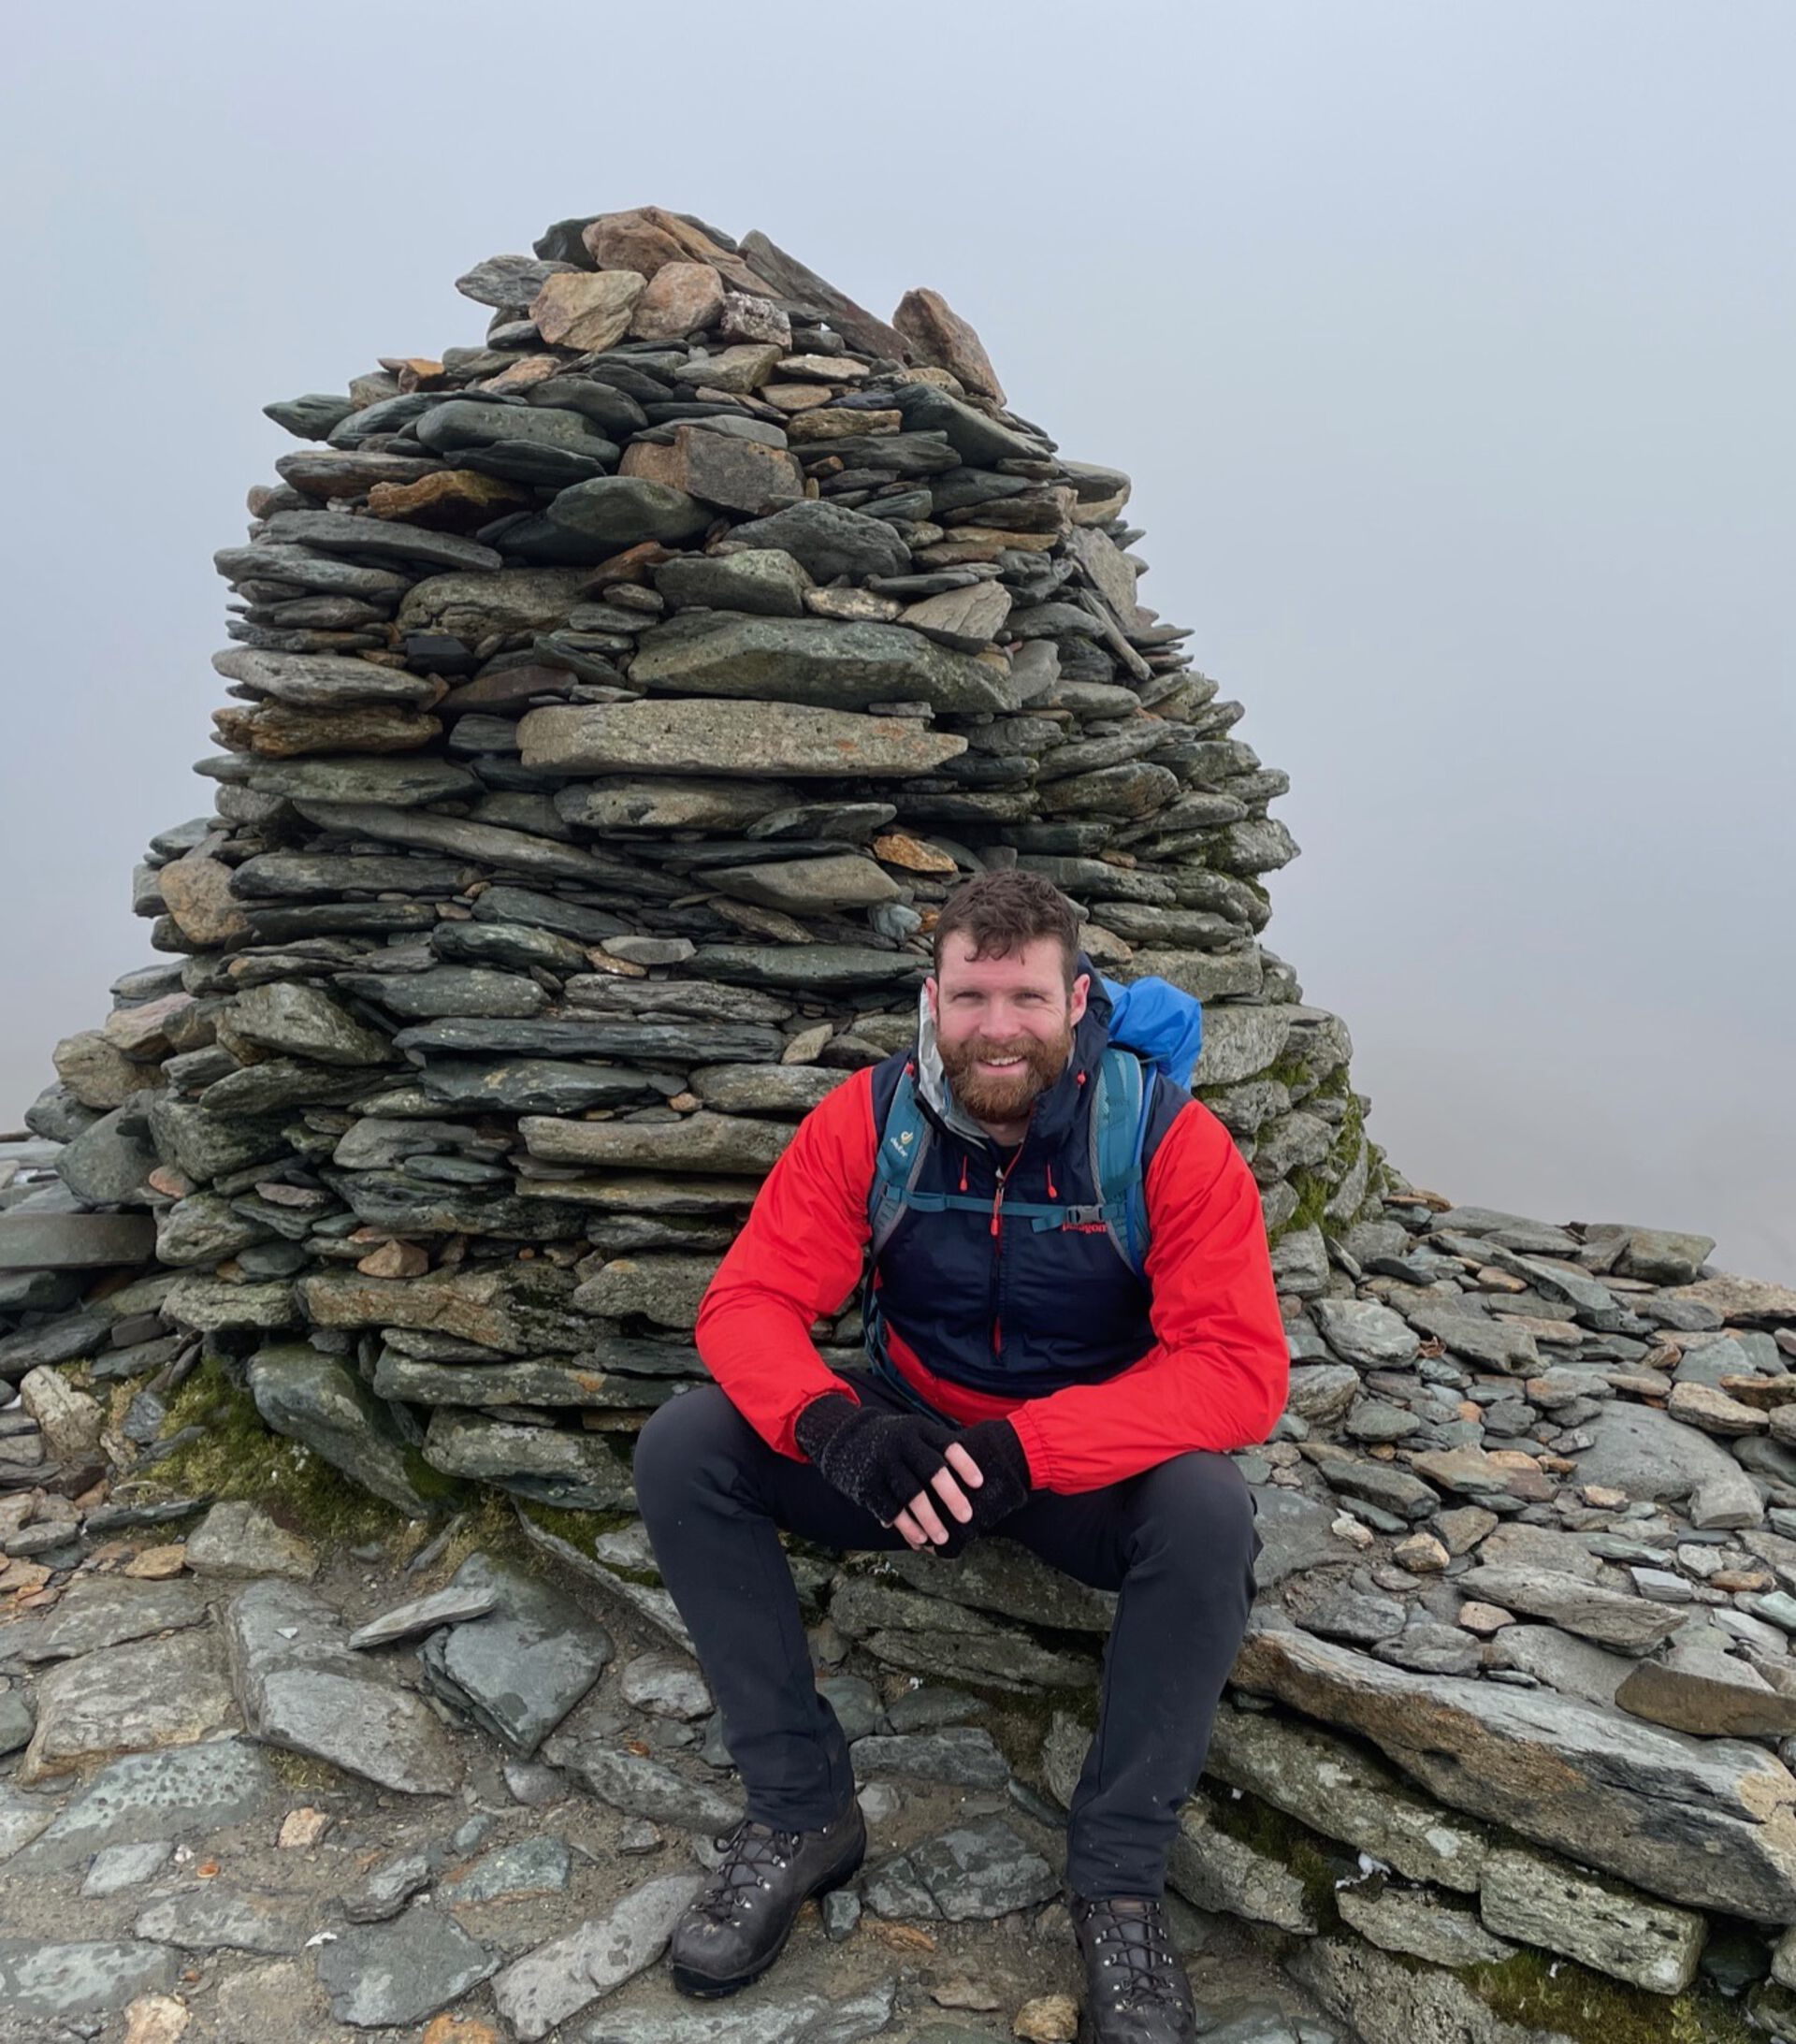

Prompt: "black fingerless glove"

[793,1393,961,1525]
[935,1418,1034,1554]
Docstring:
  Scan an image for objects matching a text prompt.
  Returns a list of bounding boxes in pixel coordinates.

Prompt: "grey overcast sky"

[2,1,1790,1281]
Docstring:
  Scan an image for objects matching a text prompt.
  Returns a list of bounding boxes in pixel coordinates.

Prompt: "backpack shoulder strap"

[868,1063,936,1262]
[1090,1045,1152,1280]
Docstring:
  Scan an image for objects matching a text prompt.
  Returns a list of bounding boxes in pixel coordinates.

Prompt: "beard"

[938,1022,1074,1125]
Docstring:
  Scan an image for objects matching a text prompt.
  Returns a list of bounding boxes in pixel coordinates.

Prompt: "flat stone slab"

[183,1500,319,1582]
[348,1585,500,1651]
[1233,1620,1796,1921]
[0,1940,181,2022]
[1454,1563,1691,1654]
[0,1212,158,1270]
[492,1872,701,2041]
[1615,1655,1796,1738]
[417,1553,611,1757]
[21,1625,239,1784]
[441,1834,572,1906]
[1479,1842,1706,1993]
[518,696,967,779]
[23,1575,210,1661]
[344,1848,438,1924]
[1206,1702,1489,1892]
[7,1739,276,1873]
[628,612,1015,714]
[225,1579,461,1795]
[314,1904,499,2027]
[1335,1883,1514,1969]
[619,1649,712,1721]
[134,1884,312,1954]
[80,1839,175,1896]
[848,1728,1012,1788]
[579,1979,897,2043]
[863,1818,1056,1921]
[547,1740,739,1832]
[0,1785,56,1861]
[1167,1802,1319,1934]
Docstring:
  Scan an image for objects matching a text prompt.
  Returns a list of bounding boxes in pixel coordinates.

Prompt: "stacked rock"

[5,204,1371,1521]
[10,205,1796,2040]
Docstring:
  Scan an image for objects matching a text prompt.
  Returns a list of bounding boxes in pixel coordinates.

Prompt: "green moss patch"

[145,1355,441,1546]
[1466,1946,1759,2044]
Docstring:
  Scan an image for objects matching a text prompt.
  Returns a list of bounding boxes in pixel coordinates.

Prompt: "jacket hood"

[914,949,1113,1151]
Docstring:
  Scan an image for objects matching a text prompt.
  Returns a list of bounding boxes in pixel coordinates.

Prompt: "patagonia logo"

[1062,1221,1110,1234]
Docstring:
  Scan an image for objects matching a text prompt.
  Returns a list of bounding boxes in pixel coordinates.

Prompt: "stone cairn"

[5,205,1796,2041]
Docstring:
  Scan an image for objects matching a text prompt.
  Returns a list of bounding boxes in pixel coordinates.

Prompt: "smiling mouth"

[978,1055,1026,1071]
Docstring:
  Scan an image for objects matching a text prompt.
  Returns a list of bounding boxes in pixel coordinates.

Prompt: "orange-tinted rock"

[158,854,251,947]
[212,703,442,759]
[620,427,804,516]
[893,286,1006,402]
[367,470,528,529]
[580,206,763,293]
[787,408,903,443]
[476,354,566,393]
[102,993,196,1059]
[629,261,725,341]
[873,832,957,874]
[529,270,645,351]
[356,1239,430,1280]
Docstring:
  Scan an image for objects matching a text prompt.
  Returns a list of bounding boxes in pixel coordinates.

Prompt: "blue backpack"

[866,975,1204,1282]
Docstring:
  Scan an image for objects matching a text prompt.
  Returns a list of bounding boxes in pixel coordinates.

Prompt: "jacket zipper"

[990,1135,1026,1357]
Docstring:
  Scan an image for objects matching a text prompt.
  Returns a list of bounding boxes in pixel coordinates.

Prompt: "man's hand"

[794,1395,971,1547]
[928,1419,1034,1557]
[891,1440,985,1551]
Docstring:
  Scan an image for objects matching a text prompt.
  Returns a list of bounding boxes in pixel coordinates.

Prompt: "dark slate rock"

[441,1835,572,1905]
[630,611,1013,715]
[314,1906,499,2028]
[863,1818,1056,1921]
[416,1553,612,1757]
[0,1940,181,2022]
[225,1579,461,1795]
[248,1344,429,1515]
[264,392,355,440]
[848,1728,1010,1788]
[134,1885,311,1954]
[260,508,502,573]
[416,1058,662,1114]
[8,1740,275,1873]
[391,1016,786,1062]
[727,500,910,581]
[54,1104,159,1207]
[344,1848,440,1924]
[24,1576,209,1662]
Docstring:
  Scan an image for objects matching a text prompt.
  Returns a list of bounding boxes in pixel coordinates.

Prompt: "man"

[635,871,1288,2044]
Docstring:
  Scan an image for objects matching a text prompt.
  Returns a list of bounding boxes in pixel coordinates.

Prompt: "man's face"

[927,933,1090,1127]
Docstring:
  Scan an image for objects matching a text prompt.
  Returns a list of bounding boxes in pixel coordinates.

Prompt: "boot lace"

[694,1818,804,1926]
[1082,1896,1189,2016]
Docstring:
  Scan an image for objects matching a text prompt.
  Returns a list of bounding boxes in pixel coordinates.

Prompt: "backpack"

[865,974,1204,1283]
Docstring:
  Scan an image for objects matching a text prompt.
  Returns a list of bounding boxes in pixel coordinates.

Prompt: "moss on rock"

[145,1355,450,1545]
[1464,1945,1759,2044]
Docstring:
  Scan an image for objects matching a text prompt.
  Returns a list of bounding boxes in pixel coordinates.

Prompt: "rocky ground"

[8,202,1796,2043]
[0,1494,1338,2044]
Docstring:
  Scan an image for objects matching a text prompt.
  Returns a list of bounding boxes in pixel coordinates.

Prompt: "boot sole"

[669,1834,866,2000]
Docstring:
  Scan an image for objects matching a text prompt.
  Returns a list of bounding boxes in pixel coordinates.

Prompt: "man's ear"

[925,975,939,1025]
[1069,972,1090,1024]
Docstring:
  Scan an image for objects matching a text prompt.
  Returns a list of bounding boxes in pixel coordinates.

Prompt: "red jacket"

[693,1065,1289,1494]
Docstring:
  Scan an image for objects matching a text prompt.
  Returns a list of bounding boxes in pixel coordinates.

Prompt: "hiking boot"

[1071,1893,1198,2044]
[668,1802,867,1998]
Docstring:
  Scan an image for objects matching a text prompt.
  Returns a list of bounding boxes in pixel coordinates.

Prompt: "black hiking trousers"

[634,1365,1261,1900]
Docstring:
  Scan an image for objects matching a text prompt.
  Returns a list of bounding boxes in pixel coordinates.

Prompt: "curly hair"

[931,869,1080,990]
